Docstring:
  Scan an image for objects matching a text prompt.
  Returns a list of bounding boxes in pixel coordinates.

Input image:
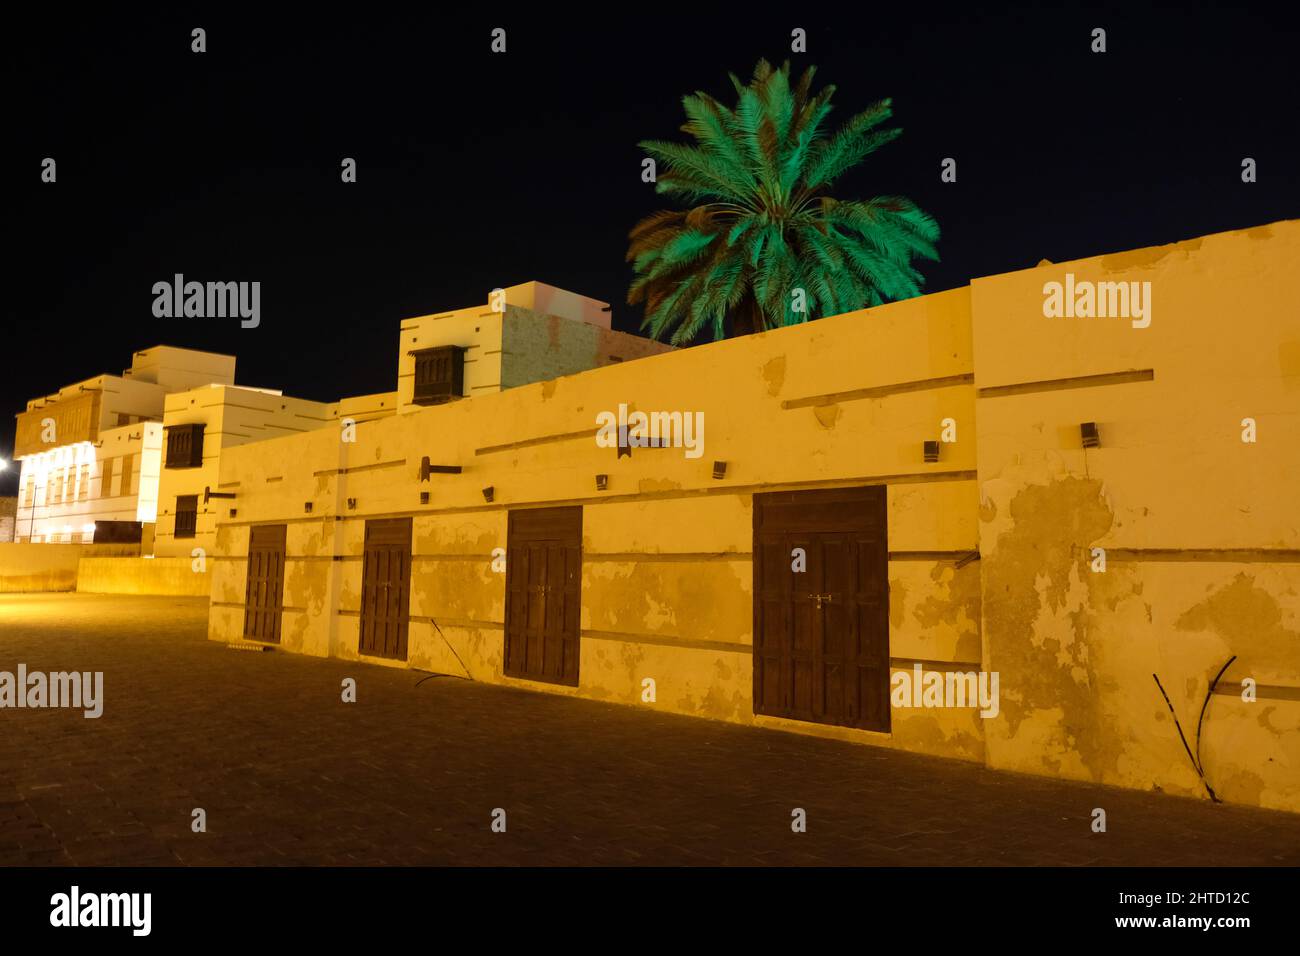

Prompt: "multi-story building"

[13,282,670,555]
[150,281,665,557]
[12,346,235,545]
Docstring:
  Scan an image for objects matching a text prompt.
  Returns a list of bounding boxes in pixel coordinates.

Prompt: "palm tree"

[628,59,939,345]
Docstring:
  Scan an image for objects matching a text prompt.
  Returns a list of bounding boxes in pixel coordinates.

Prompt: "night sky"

[7,4,1297,493]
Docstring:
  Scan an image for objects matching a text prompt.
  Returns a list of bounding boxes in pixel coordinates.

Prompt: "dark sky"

[7,4,1298,493]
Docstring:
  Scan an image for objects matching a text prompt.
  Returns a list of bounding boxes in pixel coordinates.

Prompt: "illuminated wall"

[205,221,1299,814]
[13,422,164,544]
[12,347,242,545]
[395,281,672,414]
[154,386,338,558]
[970,222,1300,813]
[135,423,163,524]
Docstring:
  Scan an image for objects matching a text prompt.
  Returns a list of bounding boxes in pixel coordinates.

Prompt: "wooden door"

[753,487,889,731]
[243,524,287,644]
[359,518,412,660]
[504,507,582,686]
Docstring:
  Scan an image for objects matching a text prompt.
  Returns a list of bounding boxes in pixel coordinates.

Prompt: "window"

[78,463,90,500]
[174,495,199,539]
[95,520,142,544]
[100,457,116,498]
[411,346,465,406]
[120,454,135,496]
[23,476,35,508]
[49,468,63,504]
[63,469,73,502]
[166,424,205,468]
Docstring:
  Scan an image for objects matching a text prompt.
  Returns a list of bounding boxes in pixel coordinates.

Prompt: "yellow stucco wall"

[76,556,212,596]
[155,386,336,557]
[204,221,1298,812]
[972,220,1300,812]
[208,282,985,764]
[0,543,141,592]
[397,309,506,412]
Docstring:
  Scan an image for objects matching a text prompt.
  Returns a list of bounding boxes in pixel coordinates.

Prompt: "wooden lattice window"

[411,346,465,406]
[174,495,199,539]
[166,424,205,468]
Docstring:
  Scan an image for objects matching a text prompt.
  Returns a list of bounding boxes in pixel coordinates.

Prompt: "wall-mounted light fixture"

[923,441,940,463]
[595,474,609,491]
[482,486,495,503]
[304,502,313,514]
[1080,422,1101,449]
[419,491,430,505]
[420,456,463,482]
[712,461,727,480]
[203,486,237,505]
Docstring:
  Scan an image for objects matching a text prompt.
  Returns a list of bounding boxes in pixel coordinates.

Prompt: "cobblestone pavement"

[1,593,1298,866]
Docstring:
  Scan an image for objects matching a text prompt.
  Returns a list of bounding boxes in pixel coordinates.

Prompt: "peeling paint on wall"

[762,356,786,397]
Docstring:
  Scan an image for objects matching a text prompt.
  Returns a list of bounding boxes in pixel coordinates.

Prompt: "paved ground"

[1,593,1298,866]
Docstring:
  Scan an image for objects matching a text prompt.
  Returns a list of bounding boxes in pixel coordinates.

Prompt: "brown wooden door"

[359,518,412,660]
[753,487,889,731]
[504,507,582,686]
[243,524,287,643]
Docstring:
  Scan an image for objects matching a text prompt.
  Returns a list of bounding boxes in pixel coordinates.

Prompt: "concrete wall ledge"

[0,542,140,593]
[76,556,212,597]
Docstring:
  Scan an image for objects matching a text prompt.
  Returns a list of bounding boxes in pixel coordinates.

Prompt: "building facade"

[152,386,344,558]
[395,281,672,413]
[205,221,1300,815]
[12,285,668,555]
[12,346,235,545]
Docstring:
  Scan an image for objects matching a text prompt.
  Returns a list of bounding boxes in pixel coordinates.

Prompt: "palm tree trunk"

[729,297,763,337]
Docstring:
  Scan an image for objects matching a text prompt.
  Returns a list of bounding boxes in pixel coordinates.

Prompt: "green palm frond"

[628,60,939,343]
